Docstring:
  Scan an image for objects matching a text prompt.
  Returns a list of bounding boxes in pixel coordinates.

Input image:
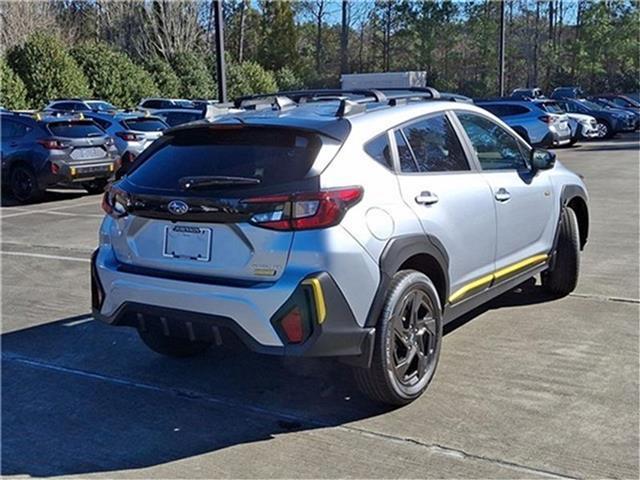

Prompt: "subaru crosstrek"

[1,111,119,201]
[92,88,589,405]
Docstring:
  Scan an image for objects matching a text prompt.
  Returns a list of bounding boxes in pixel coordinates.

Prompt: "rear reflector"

[280,307,304,343]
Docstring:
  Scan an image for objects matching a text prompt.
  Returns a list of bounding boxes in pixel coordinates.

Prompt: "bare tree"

[0,1,58,53]
[300,0,336,71]
[138,0,207,60]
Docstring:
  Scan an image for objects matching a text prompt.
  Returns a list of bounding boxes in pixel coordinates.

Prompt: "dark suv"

[555,98,636,138]
[1,112,119,202]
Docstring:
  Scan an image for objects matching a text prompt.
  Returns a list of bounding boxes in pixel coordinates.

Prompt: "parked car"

[550,86,584,100]
[476,99,572,147]
[594,94,640,112]
[534,99,599,143]
[1,111,119,201]
[138,98,195,110]
[152,108,205,127]
[555,98,636,138]
[93,88,589,406]
[587,97,640,130]
[83,111,168,156]
[511,87,545,100]
[44,98,117,113]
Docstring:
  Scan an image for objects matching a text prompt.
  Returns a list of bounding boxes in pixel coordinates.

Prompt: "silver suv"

[92,88,589,406]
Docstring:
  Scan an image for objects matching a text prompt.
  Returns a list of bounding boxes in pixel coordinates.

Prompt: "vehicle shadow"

[2,278,557,477]
[1,188,92,207]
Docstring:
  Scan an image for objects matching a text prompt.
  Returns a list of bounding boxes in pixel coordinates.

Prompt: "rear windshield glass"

[161,111,202,127]
[48,121,104,138]
[542,103,564,114]
[127,127,322,191]
[122,118,167,132]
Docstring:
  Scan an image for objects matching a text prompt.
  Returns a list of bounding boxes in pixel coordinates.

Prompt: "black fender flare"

[364,234,450,327]
[559,184,589,248]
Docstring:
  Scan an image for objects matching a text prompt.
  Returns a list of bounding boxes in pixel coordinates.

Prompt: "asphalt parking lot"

[2,134,639,479]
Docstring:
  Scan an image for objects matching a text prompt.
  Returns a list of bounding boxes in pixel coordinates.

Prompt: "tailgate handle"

[415,191,439,205]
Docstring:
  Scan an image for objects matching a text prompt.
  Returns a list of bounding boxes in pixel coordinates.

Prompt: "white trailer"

[340,71,427,90]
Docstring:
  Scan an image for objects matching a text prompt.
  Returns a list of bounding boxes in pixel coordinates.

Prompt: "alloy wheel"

[390,289,438,387]
[596,122,608,138]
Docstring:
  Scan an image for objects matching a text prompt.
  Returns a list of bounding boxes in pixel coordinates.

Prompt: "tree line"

[1,0,638,110]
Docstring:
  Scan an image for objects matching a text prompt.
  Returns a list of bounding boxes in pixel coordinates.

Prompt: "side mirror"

[530,148,556,172]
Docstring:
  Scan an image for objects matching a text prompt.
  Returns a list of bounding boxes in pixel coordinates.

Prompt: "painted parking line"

[1,199,101,219]
[0,251,90,263]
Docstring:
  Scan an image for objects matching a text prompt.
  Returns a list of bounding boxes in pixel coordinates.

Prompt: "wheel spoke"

[417,351,428,377]
[395,345,417,378]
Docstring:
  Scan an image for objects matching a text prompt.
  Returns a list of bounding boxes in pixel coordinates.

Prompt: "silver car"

[84,112,168,156]
[93,89,589,406]
[477,100,572,147]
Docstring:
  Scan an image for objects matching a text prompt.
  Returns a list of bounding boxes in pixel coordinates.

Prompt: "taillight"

[38,138,67,149]
[101,186,129,218]
[243,186,363,231]
[115,131,139,141]
[538,115,552,124]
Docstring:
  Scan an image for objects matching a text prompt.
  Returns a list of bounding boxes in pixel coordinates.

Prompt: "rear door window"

[121,118,168,132]
[127,127,322,191]
[48,121,104,138]
[400,114,469,172]
[141,100,162,109]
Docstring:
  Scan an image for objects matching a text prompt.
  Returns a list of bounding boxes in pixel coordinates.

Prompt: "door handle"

[494,188,511,202]
[415,191,439,205]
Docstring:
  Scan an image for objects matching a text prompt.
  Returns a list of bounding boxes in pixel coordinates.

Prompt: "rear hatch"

[120,117,167,147]
[108,125,325,282]
[47,120,113,163]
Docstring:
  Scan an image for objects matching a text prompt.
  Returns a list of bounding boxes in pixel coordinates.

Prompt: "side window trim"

[392,111,474,176]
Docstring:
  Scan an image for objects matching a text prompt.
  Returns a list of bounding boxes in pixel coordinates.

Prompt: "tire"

[595,120,613,139]
[10,165,43,204]
[82,178,108,195]
[354,270,443,406]
[542,207,580,297]
[138,328,211,358]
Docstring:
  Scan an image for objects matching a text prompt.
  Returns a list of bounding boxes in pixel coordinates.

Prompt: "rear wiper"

[179,175,261,190]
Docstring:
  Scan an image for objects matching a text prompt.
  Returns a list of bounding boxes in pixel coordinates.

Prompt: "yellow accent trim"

[448,273,493,303]
[448,253,549,304]
[70,167,77,176]
[109,163,114,172]
[302,278,327,324]
[493,254,548,281]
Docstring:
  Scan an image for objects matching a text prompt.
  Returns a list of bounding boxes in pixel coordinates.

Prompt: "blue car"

[554,98,636,138]
[476,99,572,147]
[588,97,640,130]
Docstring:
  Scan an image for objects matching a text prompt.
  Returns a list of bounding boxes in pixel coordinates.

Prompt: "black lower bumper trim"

[93,272,374,360]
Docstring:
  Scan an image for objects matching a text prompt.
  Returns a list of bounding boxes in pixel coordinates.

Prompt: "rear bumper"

[43,159,116,186]
[91,247,374,360]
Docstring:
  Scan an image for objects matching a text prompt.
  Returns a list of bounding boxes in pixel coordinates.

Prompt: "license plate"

[71,147,105,160]
[163,225,212,262]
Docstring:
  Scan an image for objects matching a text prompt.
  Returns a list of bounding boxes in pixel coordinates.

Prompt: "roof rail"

[233,86,443,119]
[236,95,297,111]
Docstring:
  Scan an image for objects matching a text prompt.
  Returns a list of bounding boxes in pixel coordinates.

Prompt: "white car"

[566,113,600,139]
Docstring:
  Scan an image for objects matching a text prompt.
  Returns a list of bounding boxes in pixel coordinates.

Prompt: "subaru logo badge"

[168,200,189,215]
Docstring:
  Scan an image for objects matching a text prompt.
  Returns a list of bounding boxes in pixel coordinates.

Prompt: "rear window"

[161,111,202,127]
[127,127,322,191]
[47,121,104,138]
[542,102,564,114]
[122,118,167,132]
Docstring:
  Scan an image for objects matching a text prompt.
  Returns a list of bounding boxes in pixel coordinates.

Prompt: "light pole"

[498,0,506,97]
[214,0,227,103]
